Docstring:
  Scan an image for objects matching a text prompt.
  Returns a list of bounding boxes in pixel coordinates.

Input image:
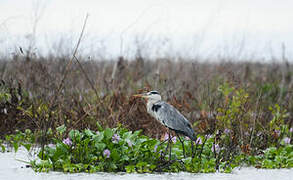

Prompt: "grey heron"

[133,90,197,159]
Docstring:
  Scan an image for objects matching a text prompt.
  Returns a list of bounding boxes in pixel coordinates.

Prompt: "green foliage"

[29,127,238,173]
[269,104,289,131]
[32,126,160,173]
[56,125,66,137]
[245,145,293,168]
[1,126,292,173]
[0,91,11,103]
[217,82,249,130]
[0,129,35,153]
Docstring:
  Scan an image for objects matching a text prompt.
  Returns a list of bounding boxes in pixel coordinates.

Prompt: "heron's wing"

[154,101,196,140]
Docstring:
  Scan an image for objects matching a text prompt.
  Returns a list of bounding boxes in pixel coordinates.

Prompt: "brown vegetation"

[0,56,292,149]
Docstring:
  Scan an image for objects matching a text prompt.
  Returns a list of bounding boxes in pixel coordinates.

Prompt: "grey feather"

[148,101,197,141]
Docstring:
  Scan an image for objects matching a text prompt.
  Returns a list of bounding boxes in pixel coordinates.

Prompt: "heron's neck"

[147,99,160,106]
[146,99,160,114]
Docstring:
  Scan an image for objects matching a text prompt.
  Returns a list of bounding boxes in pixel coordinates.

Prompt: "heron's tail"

[186,127,197,142]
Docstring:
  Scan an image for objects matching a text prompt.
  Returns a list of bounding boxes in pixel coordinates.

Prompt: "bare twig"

[73,55,98,97]
[73,55,104,112]
[51,13,89,106]
[39,14,89,158]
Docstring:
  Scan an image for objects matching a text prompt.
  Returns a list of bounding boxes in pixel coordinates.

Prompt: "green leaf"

[182,157,192,164]
[56,125,66,135]
[121,155,129,161]
[13,142,19,153]
[111,149,120,161]
[122,131,131,139]
[56,142,69,154]
[1,144,5,152]
[125,165,135,173]
[22,143,32,152]
[94,133,104,142]
[95,143,106,152]
[96,122,104,131]
[69,129,81,142]
[109,162,117,170]
[25,129,32,135]
[84,129,94,137]
[104,128,113,140]
[133,130,142,137]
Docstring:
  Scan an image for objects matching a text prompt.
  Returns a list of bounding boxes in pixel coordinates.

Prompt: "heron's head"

[133,90,161,103]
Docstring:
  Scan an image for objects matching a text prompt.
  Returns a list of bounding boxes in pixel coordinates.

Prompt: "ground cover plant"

[1,125,292,173]
[0,56,292,173]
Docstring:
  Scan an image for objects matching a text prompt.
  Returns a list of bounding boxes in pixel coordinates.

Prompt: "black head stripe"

[150,91,159,95]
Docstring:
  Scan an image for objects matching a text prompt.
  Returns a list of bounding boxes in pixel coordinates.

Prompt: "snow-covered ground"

[0,148,292,180]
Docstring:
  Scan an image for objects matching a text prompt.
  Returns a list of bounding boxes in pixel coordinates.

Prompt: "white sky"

[1,0,293,60]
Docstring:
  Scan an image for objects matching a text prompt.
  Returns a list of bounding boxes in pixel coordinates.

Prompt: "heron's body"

[135,91,197,141]
[147,100,197,141]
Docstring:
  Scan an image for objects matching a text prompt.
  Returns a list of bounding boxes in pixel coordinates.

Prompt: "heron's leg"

[163,136,170,156]
[158,135,170,159]
[159,139,169,147]
[168,130,172,161]
[162,131,171,159]
[191,140,195,158]
[175,133,186,158]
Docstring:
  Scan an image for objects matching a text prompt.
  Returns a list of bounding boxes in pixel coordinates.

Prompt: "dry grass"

[0,55,292,149]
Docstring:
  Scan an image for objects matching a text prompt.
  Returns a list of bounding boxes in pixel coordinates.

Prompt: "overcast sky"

[1,0,293,60]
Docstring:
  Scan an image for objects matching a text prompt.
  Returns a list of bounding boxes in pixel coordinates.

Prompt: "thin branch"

[51,13,89,106]
[73,55,103,109]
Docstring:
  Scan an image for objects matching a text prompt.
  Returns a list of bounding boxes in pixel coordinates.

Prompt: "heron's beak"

[133,93,148,99]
